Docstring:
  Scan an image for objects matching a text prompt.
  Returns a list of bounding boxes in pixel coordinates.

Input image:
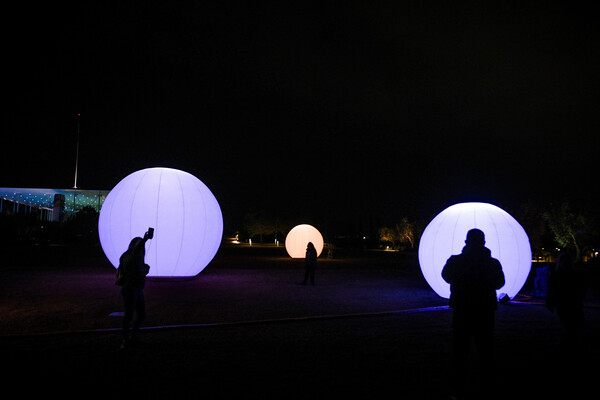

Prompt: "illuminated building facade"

[0,187,109,222]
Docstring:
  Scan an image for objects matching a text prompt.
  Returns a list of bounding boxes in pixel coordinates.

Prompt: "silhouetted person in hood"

[546,251,586,351]
[303,242,317,285]
[442,228,505,398]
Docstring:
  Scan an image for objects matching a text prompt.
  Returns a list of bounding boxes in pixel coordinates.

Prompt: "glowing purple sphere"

[418,202,532,300]
[98,167,223,278]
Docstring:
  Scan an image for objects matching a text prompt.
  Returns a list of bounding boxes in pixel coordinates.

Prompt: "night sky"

[4,2,599,234]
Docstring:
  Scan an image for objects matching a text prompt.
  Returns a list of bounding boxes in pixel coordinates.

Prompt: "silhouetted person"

[303,242,317,285]
[546,251,586,352]
[118,230,152,349]
[441,229,505,397]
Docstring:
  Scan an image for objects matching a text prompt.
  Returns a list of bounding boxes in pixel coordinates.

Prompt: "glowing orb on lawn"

[98,167,223,277]
[285,224,324,258]
[418,202,531,300]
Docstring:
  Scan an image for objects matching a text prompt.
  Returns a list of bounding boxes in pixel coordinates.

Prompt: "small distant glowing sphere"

[285,224,324,258]
[418,202,531,300]
[98,167,223,278]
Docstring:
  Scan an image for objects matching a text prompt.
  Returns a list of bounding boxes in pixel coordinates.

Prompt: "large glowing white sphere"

[418,202,531,300]
[98,167,223,278]
[285,224,324,258]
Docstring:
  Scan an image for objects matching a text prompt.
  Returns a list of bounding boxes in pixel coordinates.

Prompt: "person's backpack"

[115,256,131,286]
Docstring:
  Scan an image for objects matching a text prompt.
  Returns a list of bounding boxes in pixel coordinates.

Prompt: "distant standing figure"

[117,230,152,349]
[303,242,317,285]
[546,251,586,348]
[441,229,505,396]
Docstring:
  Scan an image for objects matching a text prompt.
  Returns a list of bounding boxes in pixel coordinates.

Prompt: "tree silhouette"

[542,202,587,260]
[379,217,416,250]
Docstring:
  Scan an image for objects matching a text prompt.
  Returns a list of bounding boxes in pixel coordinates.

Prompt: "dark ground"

[1,243,599,399]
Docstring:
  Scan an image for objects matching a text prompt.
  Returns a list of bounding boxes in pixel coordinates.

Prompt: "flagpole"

[73,113,80,189]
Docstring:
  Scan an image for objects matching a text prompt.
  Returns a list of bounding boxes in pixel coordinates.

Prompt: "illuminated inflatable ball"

[418,202,531,300]
[98,167,223,278]
[285,224,324,258]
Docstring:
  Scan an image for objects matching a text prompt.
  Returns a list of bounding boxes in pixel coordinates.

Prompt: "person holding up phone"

[118,228,153,349]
